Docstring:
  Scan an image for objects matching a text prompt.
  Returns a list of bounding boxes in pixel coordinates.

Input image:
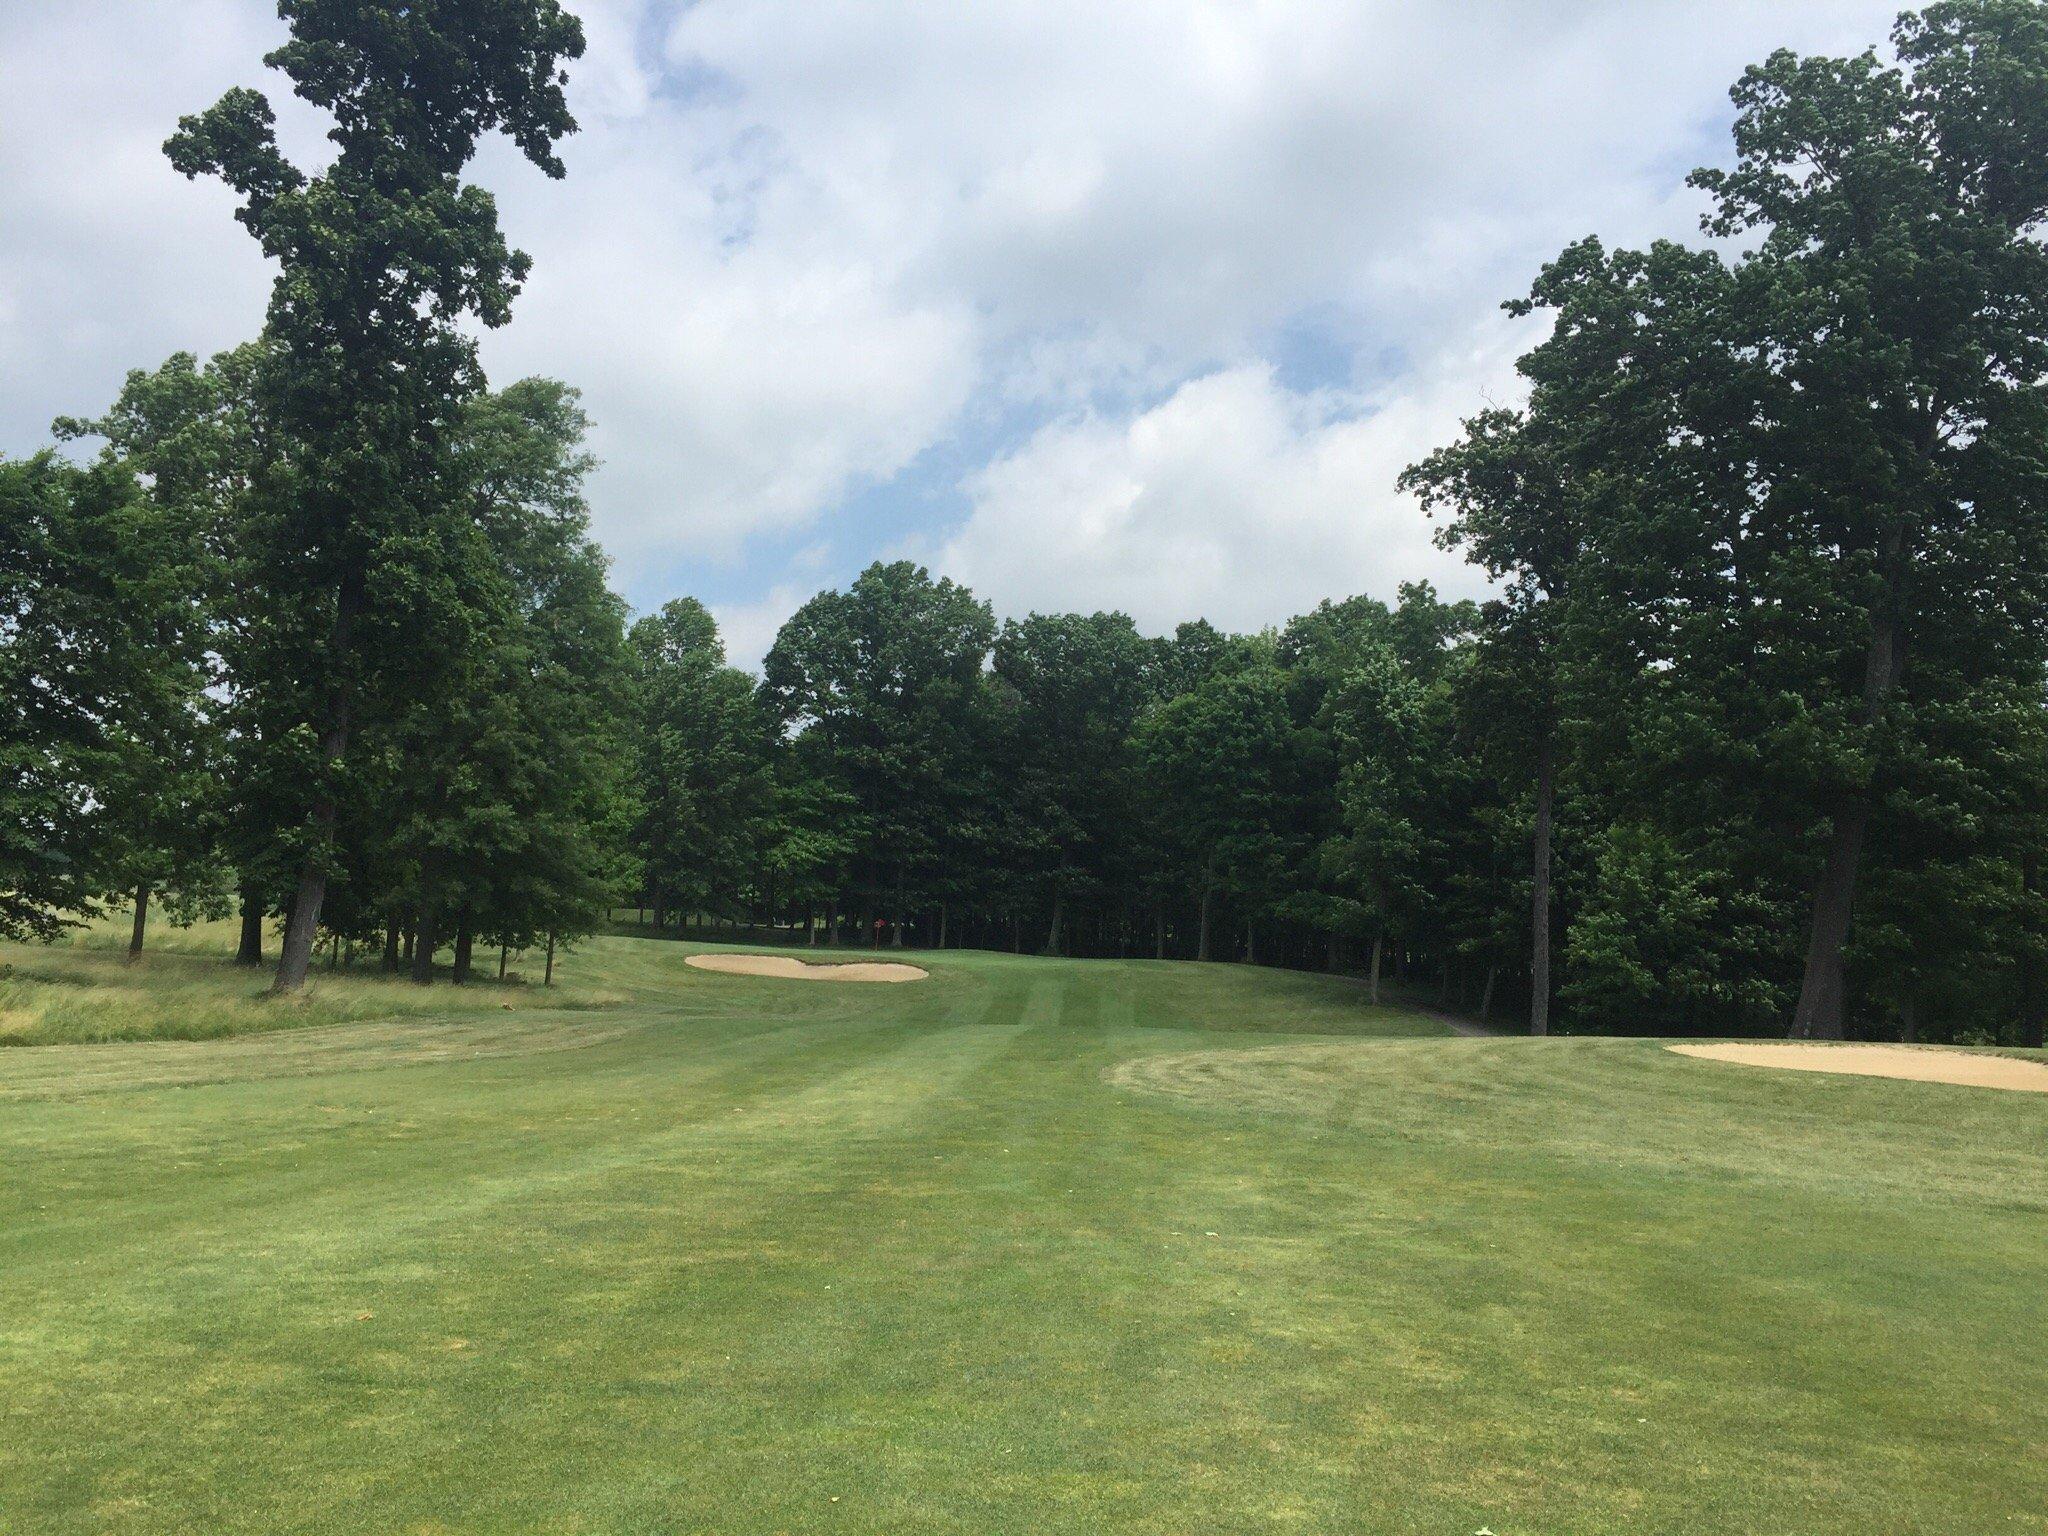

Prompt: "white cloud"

[0,4,285,440]
[710,581,811,673]
[4,0,1907,621]
[934,326,1522,633]
[655,0,1900,364]
[490,213,977,561]
[474,9,985,564]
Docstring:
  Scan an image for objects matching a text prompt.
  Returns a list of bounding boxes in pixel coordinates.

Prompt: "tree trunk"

[1898,994,1919,1045]
[1155,910,1167,961]
[544,930,556,987]
[1480,964,1498,1021]
[499,941,509,980]
[411,903,439,985]
[402,924,415,966]
[1369,932,1383,1006]
[1045,888,1064,955]
[1789,799,1872,1041]
[381,919,400,972]
[235,886,264,966]
[2022,852,2044,1050]
[273,860,329,994]
[452,911,474,985]
[127,885,150,963]
[1244,919,1256,966]
[938,901,949,950]
[1791,589,1905,1039]
[1197,887,1214,962]
[825,898,839,946]
[272,568,363,994]
[1530,727,1555,1038]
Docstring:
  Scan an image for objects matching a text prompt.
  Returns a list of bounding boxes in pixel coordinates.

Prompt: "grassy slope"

[1,934,2042,1535]
[0,916,621,1046]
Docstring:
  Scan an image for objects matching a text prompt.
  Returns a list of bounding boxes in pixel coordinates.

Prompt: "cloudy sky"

[3,0,1903,665]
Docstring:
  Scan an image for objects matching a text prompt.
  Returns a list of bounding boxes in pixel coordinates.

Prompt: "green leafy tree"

[763,562,994,945]
[991,611,1152,953]
[1327,646,1431,1002]
[1133,659,1300,962]
[1277,586,1479,978]
[629,600,775,933]
[0,456,211,943]
[389,379,632,982]
[1403,412,1578,1034]
[56,347,272,959]
[1688,1,2048,1036]
[757,752,860,944]
[166,0,586,992]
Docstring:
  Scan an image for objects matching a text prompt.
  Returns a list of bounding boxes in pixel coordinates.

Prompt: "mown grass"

[0,914,622,1046]
[1,936,2042,1534]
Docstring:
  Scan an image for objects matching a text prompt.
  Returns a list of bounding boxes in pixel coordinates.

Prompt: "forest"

[6,0,2048,1048]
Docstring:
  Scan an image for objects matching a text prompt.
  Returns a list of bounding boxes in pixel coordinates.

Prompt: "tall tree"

[1328,645,1429,1002]
[1691,1,2048,1036]
[991,611,1151,953]
[166,0,586,992]
[1132,657,1299,963]
[0,456,210,942]
[56,348,269,958]
[628,599,774,932]
[1403,414,1577,1034]
[764,562,994,945]
[393,378,632,981]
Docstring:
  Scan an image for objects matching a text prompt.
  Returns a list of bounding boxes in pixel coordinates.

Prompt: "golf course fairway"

[2,930,2043,1534]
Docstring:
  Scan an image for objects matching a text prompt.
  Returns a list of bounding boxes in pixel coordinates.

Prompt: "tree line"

[624,0,2048,1048]
[5,0,2048,1046]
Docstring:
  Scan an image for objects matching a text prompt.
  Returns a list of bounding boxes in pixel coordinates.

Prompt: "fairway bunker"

[1668,1041,2048,1094]
[684,954,928,983]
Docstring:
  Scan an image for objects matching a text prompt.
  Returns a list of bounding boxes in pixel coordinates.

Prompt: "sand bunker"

[1669,1041,2048,1094]
[684,953,928,984]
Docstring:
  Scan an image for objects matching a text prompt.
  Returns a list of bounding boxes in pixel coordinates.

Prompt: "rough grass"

[0,914,622,1046]
[1,936,2042,1535]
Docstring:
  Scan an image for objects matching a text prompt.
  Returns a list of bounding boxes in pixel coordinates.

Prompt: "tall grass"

[0,914,619,1046]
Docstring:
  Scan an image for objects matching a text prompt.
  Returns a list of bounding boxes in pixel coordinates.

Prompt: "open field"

[2,932,2044,1534]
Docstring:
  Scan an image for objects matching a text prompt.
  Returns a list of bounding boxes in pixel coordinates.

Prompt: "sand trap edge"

[1667,1041,2048,1094]
[684,953,928,984]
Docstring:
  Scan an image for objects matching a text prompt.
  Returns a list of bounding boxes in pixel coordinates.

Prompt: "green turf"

[2,930,2043,1534]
